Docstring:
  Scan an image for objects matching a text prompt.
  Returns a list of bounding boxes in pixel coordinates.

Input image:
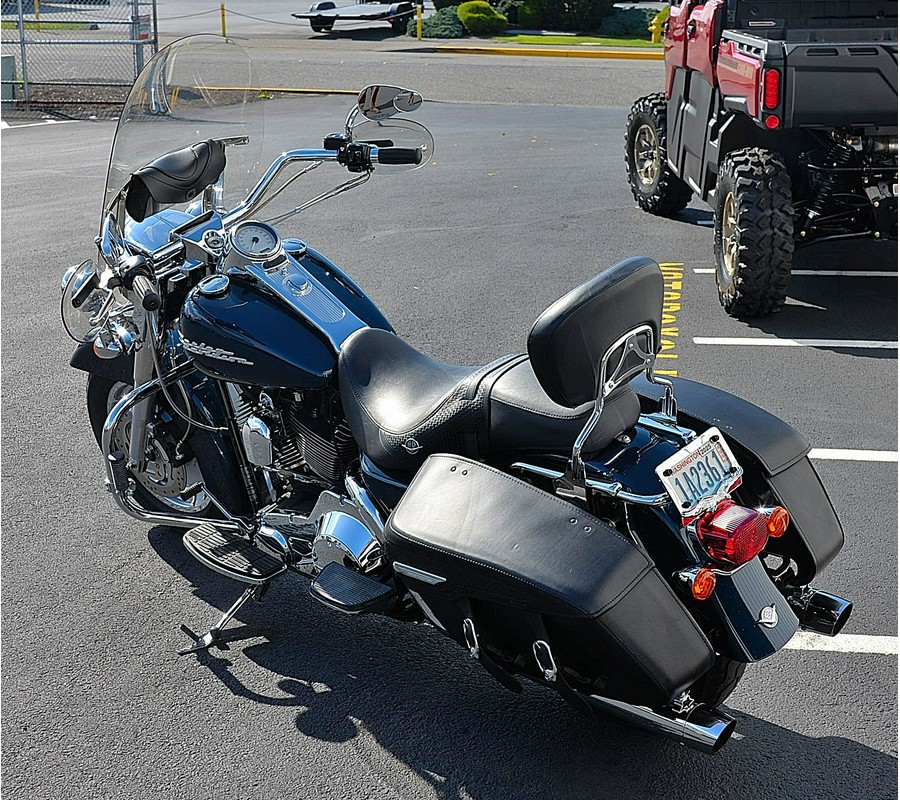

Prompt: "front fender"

[70,341,134,384]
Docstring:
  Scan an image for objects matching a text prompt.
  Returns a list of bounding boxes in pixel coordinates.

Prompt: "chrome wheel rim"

[107,382,211,514]
[721,192,739,280]
[634,124,660,187]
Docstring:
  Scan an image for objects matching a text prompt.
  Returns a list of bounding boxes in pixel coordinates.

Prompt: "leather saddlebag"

[384,455,715,707]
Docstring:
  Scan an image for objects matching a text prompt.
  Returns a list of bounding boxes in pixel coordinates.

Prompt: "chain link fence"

[1,0,157,118]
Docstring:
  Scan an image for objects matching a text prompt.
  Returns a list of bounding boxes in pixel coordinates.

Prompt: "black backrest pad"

[125,139,226,221]
[528,257,664,408]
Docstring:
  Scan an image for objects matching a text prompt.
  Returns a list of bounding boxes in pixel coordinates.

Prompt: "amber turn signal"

[764,506,790,538]
[692,568,717,601]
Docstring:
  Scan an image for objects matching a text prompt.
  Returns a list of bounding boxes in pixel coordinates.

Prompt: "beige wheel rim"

[634,124,660,187]
[721,191,739,279]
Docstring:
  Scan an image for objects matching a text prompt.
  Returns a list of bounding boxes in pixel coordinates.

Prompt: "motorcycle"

[61,35,852,754]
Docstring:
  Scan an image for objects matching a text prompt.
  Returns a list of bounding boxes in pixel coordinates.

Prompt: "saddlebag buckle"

[532,639,558,682]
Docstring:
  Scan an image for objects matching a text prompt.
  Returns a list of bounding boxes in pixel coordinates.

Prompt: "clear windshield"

[103,35,264,217]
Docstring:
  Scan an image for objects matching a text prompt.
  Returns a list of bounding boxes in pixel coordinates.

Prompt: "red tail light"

[696,501,769,566]
[763,69,780,109]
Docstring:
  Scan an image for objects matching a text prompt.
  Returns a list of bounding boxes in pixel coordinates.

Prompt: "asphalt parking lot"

[2,40,897,800]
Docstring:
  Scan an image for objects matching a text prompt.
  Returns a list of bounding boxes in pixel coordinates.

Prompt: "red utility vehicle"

[625,0,898,317]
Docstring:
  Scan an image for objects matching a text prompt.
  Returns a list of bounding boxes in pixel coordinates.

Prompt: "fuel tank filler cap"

[197,274,230,298]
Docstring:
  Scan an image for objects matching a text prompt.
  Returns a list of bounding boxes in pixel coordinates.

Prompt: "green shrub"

[598,7,656,38]
[514,0,613,32]
[458,0,508,35]
[517,1,542,28]
[406,6,467,37]
[494,0,523,24]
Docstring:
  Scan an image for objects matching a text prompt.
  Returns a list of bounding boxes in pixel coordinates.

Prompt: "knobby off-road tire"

[625,93,693,217]
[691,655,746,708]
[714,148,794,318]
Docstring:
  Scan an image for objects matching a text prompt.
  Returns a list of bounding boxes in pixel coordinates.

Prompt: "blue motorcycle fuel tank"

[178,246,392,389]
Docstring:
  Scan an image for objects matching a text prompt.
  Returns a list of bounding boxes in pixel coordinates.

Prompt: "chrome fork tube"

[126,328,156,468]
[102,363,241,532]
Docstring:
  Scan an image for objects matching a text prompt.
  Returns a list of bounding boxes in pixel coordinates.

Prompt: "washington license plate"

[655,427,742,516]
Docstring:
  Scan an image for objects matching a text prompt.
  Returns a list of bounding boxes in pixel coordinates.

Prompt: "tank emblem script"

[403,438,422,454]
[757,604,779,628]
[182,337,254,366]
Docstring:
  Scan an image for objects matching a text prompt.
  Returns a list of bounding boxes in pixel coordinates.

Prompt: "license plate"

[655,427,742,516]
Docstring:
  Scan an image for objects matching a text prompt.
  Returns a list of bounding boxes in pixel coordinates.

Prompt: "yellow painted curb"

[434,45,664,60]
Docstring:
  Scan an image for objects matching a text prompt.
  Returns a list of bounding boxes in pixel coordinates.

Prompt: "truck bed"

[721,28,898,128]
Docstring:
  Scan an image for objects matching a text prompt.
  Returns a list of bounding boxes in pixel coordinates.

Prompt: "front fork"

[125,314,156,469]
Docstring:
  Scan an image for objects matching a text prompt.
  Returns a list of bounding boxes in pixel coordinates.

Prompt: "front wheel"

[310,18,333,33]
[714,148,794,318]
[86,375,227,516]
[624,93,693,217]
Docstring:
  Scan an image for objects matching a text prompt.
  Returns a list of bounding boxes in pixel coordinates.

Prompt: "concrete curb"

[433,45,664,60]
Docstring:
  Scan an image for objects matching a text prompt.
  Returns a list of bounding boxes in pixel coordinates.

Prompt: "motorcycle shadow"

[149,526,896,800]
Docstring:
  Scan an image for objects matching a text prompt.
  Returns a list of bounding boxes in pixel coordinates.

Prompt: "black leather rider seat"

[338,257,662,476]
[338,330,639,475]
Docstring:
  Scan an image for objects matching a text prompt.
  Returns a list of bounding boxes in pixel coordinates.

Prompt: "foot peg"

[183,523,286,585]
[309,562,393,614]
[179,524,287,655]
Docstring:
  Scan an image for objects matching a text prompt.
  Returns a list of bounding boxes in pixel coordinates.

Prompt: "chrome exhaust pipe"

[788,587,853,637]
[587,694,736,754]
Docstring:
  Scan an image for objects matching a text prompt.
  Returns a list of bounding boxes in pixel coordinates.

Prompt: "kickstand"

[178,585,262,655]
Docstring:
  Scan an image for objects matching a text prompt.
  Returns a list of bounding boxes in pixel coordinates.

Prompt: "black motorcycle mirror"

[345,85,422,134]
[357,85,422,121]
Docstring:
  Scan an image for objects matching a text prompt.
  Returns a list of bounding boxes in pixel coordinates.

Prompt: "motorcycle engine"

[228,385,358,485]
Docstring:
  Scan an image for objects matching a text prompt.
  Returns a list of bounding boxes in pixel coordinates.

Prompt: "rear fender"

[633,375,844,585]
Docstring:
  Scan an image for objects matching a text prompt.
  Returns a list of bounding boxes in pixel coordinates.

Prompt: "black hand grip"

[132,274,162,311]
[376,147,423,166]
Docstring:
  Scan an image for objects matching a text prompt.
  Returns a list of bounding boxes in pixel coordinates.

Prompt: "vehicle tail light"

[696,501,769,566]
[761,506,790,538]
[691,568,717,600]
[763,114,781,129]
[763,69,780,109]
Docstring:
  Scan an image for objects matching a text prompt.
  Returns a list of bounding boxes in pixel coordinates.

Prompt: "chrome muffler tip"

[587,694,736,754]
[789,587,853,637]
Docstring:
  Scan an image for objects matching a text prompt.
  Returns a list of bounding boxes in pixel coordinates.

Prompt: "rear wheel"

[691,655,746,707]
[310,18,333,33]
[714,147,794,318]
[625,93,693,217]
[391,17,408,33]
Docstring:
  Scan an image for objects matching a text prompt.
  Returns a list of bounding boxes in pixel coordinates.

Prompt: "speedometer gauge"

[230,220,282,261]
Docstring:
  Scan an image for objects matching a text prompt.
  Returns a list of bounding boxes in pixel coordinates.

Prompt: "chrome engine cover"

[312,510,384,574]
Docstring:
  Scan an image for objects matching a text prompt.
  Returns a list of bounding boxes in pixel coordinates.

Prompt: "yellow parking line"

[655,262,684,378]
